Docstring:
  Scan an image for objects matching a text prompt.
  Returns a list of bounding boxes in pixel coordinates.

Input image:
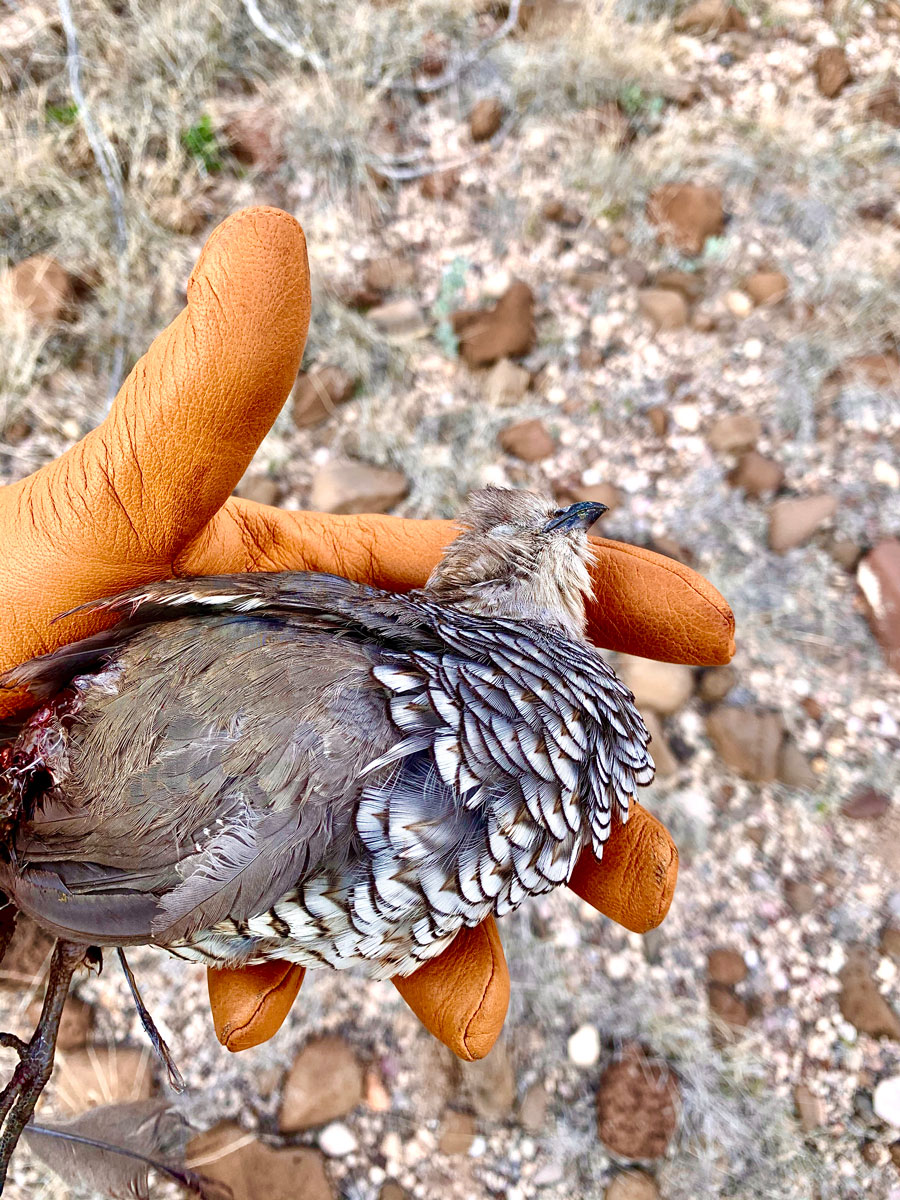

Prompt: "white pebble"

[606,953,631,981]
[878,1080,900,1123]
[743,338,763,360]
[874,459,900,488]
[823,943,846,975]
[877,957,897,984]
[725,290,753,318]
[567,1023,601,1066]
[672,403,701,431]
[468,1136,487,1157]
[319,1122,358,1157]
[483,269,512,298]
[874,1076,900,1128]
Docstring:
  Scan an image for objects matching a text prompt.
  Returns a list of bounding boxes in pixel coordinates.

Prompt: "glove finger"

[177,502,734,665]
[567,804,678,933]
[0,208,309,679]
[207,960,306,1052]
[392,916,509,1062]
[587,536,734,664]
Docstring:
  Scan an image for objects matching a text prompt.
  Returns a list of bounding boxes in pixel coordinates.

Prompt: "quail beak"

[542,501,609,533]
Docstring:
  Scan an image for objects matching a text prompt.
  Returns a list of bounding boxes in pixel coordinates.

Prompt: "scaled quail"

[0,488,654,979]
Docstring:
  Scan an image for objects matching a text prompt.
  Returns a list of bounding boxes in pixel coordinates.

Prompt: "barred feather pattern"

[166,592,654,978]
[2,570,654,980]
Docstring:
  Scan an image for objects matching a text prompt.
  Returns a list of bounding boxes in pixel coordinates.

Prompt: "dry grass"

[3,3,900,1197]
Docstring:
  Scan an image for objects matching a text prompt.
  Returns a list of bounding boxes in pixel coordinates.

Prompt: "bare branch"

[389,0,523,95]
[240,0,326,73]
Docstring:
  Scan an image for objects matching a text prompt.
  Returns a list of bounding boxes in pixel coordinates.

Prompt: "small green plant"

[45,102,79,126]
[181,114,223,173]
[431,257,469,358]
[618,82,663,118]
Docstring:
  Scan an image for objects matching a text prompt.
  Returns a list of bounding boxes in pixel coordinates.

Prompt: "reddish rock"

[784,879,816,915]
[794,1084,825,1131]
[638,288,689,331]
[857,540,900,670]
[279,1036,364,1132]
[839,949,900,1040]
[188,1122,334,1200]
[605,1172,660,1200]
[542,199,583,227]
[837,352,900,391]
[368,298,427,337]
[674,0,747,33]
[622,259,649,288]
[462,1039,516,1119]
[707,413,761,454]
[418,32,447,78]
[728,451,785,497]
[841,786,890,820]
[707,982,751,1030]
[880,925,900,961]
[363,256,415,294]
[485,358,531,406]
[555,481,622,515]
[707,948,747,986]
[0,911,55,989]
[452,281,536,367]
[234,474,283,507]
[829,539,862,571]
[4,254,73,322]
[654,269,704,302]
[498,418,555,463]
[647,183,725,256]
[744,270,789,306]
[438,1109,476,1154]
[647,405,669,436]
[309,462,409,515]
[223,103,284,170]
[26,994,94,1052]
[518,1081,549,1133]
[469,97,503,142]
[768,494,837,553]
[57,1046,155,1113]
[706,707,784,782]
[642,711,679,779]
[814,47,852,98]
[421,169,460,200]
[698,664,736,703]
[777,740,818,790]
[867,83,900,128]
[292,366,357,428]
[596,1044,679,1159]
[617,656,693,716]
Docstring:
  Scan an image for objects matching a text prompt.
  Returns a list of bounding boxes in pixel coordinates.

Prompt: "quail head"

[0,488,654,980]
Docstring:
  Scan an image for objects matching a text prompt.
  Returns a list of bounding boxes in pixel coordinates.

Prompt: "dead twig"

[0,939,87,1189]
[386,0,523,95]
[240,0,326,73]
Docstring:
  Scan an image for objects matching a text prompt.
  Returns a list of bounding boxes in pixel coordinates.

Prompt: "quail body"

[0,489,654,979]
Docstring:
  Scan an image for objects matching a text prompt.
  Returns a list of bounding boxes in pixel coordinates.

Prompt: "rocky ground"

[2,1,900,1197]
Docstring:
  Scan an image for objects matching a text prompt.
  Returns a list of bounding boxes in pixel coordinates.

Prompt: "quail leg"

[0,939,87,1188]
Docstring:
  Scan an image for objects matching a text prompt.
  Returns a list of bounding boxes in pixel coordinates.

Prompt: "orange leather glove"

[0,208,734,1061]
